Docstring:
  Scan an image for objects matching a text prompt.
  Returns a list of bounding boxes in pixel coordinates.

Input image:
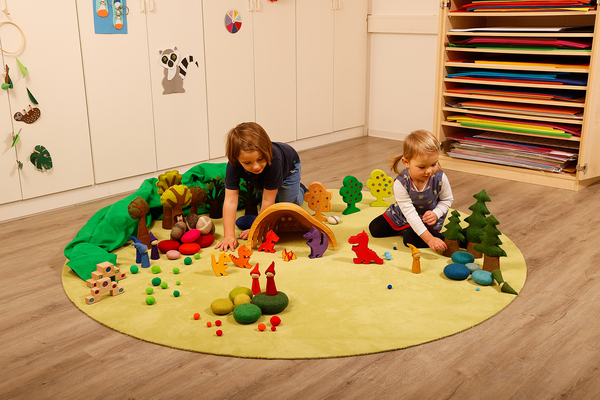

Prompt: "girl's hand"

[427,236,447,252]
[422,211,438,226]
[239,229,250,240]
[215,236,238,252]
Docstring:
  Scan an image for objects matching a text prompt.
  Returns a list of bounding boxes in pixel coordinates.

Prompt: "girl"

[369,129,453,252]
[215,122,305,251]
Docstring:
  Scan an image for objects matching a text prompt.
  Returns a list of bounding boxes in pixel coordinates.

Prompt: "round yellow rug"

[62,193,526,359]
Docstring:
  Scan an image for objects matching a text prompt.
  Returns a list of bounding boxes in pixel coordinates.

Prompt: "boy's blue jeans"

[276,162,304,206]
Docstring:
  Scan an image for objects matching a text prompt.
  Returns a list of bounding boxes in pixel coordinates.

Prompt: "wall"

[367,0,439,141]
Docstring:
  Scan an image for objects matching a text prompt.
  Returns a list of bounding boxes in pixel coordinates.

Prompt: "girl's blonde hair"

[225,122,273,166]
[389,129,441,174]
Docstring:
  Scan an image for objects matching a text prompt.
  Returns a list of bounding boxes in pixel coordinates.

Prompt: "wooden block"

[96,261,116,277]
[85,278,98,288]
[91,271,105,280]
[85,295,101,305]
[110,286,125,296]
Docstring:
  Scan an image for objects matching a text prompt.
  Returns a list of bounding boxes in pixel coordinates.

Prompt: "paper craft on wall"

[27,88,38,105]
[30,145,52,171]
[16,58,27,77]
[157,47,199,94]
[94,0,128,34]
[11,129,21,148]
[225,9,242,34]
[0,21,25,55]
[2,65,12,90]
[14,105,41,124]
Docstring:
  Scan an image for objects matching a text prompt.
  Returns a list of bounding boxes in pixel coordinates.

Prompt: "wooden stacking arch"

[247,203,338,251]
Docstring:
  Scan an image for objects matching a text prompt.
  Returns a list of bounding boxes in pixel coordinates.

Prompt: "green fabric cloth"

[64,163,228,280]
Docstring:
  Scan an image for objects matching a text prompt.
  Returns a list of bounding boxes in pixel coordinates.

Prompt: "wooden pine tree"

[464,189,491,259]
[473,215,507,272]
[442,210,464,257]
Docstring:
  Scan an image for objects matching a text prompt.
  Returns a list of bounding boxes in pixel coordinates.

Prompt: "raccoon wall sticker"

[157,47,199,94]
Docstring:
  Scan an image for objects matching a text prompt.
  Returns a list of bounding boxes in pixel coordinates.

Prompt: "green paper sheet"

[64,162,228,280]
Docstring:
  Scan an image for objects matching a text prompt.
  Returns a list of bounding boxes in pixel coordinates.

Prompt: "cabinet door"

[203,0,256,159]
[5,1,94,199]
[77,0,156,183]
[253,0,296,143]
[333,0,368,132]
[145,0,210,170]
[297,0,334,140]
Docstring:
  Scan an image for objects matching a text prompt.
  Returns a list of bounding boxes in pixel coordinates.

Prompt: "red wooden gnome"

[265,262,278,295]
[250,264,261,295]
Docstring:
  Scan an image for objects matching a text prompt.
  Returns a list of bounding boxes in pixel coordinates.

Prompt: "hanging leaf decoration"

[16,58,27,77]
[16,160,23,170]
[11,128,21,147]
[29,145,52,171]
[27,88,38,105]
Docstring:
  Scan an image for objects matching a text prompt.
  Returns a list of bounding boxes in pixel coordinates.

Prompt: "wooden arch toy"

[247,203,338,251]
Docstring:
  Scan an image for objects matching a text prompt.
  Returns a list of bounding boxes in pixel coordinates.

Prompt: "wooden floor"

[2,136,600,399]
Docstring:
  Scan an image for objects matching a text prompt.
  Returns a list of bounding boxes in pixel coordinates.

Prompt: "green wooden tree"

[473,215,506,272]
[339,175,363,215]
[464,189,491,258]
[442,210,464,257]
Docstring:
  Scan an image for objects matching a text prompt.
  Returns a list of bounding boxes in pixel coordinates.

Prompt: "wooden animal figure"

[348,230,383,265]
[230,244,254,269]
[211,252,231,276]
[14,105,41,124]
[157,47,198,94]
[258,230,279,253]
[303,226,328,259]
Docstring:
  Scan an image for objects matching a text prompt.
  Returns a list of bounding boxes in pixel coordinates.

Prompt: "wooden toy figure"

[149,231,160,260]
[230,244,254,269]
[366,169,393,207]
[258,230,279,253]
[348,231,384,264]
[131,242,150,269]
[265,262,278,295]
[303,182,332,222]
[211,252,232,276]
[250,264,261,295]
[407,243,421,274]
[282,249,296,261]
[303,226,328,259]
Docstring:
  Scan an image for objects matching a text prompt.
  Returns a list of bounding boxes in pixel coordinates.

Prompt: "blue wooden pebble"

[443,263,471,281]
[465,262,479,274]
[472,270,493,286]
[451,251,475,265]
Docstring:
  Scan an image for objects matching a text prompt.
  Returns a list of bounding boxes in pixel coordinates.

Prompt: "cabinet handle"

[255,0,260,11]
[337,0,341,10]
[249,0,253,11]
[149,0,155,12]
[139,0,145,12]
[331,0,335,10]
[1,0,9,15]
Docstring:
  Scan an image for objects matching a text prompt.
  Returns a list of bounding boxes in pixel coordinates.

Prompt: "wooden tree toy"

[85,261,126,305]
[206,176,226,219]
[156,170,182,229]
[239,180,260,216]
[407,243,421,273]
[473,215,507,272]
[161,184,192,239]
[303,181,332,222]
[339,175,363,215]
[464,189,491,258]
[442,210,465,257]
[348,231,383,264]
[185,186,207,229]
[127,196,151,248]
[366,169,394,207]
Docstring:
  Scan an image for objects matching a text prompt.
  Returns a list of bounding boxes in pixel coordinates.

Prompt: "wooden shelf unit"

[434,2,600,190]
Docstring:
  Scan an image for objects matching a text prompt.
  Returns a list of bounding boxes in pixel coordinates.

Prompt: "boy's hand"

[238,229,250,240]
[422,211,438,226]
[215,236,238,252]
[427,236,447,252]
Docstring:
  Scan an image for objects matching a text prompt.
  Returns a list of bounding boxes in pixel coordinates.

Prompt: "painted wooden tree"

[464,189,491,259]
[239,180,260,216]
[303,181,332,222]
[156,170,182,229]
[339,175,363,215]
[186,186,207,229]
[161,185,192,226]
[206,176,226,219]
[473,215,507,272]
[127,196,151,247]
[366,169,393,207]
[442,210,464,257]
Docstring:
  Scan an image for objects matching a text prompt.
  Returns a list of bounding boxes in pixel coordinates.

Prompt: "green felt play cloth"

[62,190,527,359]
[63,163,228,281]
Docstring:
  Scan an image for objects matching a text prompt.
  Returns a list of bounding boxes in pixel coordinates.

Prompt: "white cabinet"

[203,0,296,159]
[77,0,210,183]
[0,1,93,205]
[297,0,368,140]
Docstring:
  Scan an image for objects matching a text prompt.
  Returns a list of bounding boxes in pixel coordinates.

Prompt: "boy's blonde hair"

[390,129,441,174]
[226,122,273,166]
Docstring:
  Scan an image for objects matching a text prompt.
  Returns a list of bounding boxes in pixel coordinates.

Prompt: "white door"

[145,0,210,170]
[6,1,94,199]
[297,0,334,140]
[78,0,157,183]
[203,0,255,159]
